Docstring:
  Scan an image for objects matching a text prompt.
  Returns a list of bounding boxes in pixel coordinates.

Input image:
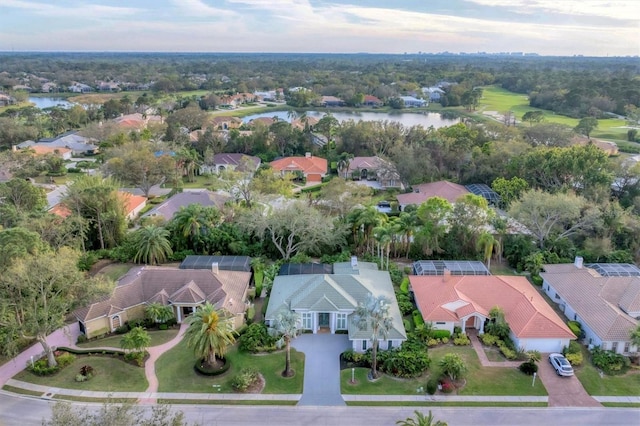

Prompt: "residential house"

[20,144,73,160]
[200,153,261,175]
[219,92,259,109]
[18,131,99,156]
[270,153,328,183]
[346,156,402,189]
[265,259,407,352]
[41,82,57,93]
[541,257,639,355]
[142,190,231,221]
[68,82,93,93]
[400,96,427,108]
[209,116,242,130]
[247,116,276,128]
[362,95,383,107]
[113,113,163,130]
[74,264,252,338]
[98,81,121,92]
[0,93,15,107]
[411,268,575,352]
[321,96,346,107]
[421,87,446,102]
[50,191,147,221]
[396,180,470,211]
[291,116,319,131]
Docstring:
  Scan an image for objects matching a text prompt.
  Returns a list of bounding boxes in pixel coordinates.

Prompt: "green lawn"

[96,263,135,282]
[14,355,148,392]
[575,349,640,396]
[341,346,547,396]
[77,328,179,349]
[156,340,304,394]
[180,175,216,189]
[478,86,628,141]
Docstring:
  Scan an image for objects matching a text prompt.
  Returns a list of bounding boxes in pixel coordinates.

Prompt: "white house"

[541,257,639,355]
[400,96,427,108]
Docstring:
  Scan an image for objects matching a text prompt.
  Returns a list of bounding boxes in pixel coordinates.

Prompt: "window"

[435,322,446,325]
[387,340,393,350]
[574,314,577,321]
[362,340,367,351]
[624,342,630,353]
[612,342,618,353]
[336,313,347,330]
[302,312,312,330]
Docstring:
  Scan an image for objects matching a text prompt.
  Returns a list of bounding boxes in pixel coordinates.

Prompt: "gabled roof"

[396,180,469,206]
[410,274,575,340]
[212,153,261,171]
[75,266,251,321]
[541,263,639,341]
[270,156,327,175]
[142,190,230,220]
[347,156,392,173]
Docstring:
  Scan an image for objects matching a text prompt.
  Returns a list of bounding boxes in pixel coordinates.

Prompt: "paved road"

[292,333,351,406]
[538,354,601,407]
[1,394,638,426]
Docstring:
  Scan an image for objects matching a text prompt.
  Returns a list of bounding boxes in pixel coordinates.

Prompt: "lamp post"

[532,372,537,387]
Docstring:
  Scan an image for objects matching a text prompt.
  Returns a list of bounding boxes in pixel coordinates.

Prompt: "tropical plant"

[396,410,447,426]
[476,231,500,269]
[352,294,394,379]
[184,302,236,368]
[132,225,173,265]
[120,326,151,354]
[439,353,467,381]
[630,324,640,350]
[145,302,175,324]
[269,309,301,377]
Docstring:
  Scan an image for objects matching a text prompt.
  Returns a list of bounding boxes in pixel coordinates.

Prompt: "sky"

[0,0,638,56]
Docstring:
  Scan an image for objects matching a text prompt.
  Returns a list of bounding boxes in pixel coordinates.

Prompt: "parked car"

[549,353,574,376]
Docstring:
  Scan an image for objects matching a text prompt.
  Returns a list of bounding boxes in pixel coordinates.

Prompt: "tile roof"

[119,192,147,216]
[27,145,72,157]
[270,156,327,175]
[142,190,231,220]
[212,153,261,171]
[75,267,251,322]
[396,180,470,206]
[541,264,639,341]
[410,274,575,339]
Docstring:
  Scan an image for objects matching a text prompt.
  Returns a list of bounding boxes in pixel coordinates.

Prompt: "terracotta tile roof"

[397,181,470,206]
[270,155,327,175]
[248,117,276,127]
[347,156,385,172]
[27,145,72,157]
[410,274,575,339]
[74,267,251,321]
[49,203,72,218]
[119,192,147,216]
[541,264,639,341]
[364,95,382,103]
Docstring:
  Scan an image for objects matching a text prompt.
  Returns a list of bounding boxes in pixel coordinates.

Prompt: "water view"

[242,110,459,128]
[28,97,74,109]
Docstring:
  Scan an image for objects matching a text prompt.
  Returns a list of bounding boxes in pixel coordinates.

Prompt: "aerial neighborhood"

[1,52,639,419]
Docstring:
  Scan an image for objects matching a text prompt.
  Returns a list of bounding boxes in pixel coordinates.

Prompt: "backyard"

[94,262,135,282]
[155,340,304,394]
[341,345,547,396]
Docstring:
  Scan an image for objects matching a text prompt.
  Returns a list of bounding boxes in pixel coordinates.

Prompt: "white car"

[549,353,574,377]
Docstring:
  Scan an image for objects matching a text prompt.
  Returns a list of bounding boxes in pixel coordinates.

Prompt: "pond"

[28,97,75,109]
[242,110,458,128]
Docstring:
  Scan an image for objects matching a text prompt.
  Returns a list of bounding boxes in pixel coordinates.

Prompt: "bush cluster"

[591,347,630,375]
[396,292,414,316]
[75,365,95,382]
[497,341,517,360]
[231,368,260,392]
[124,351,145,367]
[519,361,538,375]
[453,335,470,346]
[480,333,498,346]
[426,378,438,395]
[567,321,582,338]
[563,341,583,366]
[412,310,425,327]
[28,352,76,376]
[377,338,431,378]
[237,323,277,353]
[431,330,451,340]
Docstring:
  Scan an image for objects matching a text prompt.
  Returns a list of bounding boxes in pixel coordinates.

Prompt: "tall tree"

[0,248,111,367]
[0,227,47,271]
[574,117,599,140]
[169,204,222,252]
[132,225,173,265]
[269,309,301,377]
[522,110,544,126]
[476,231,500,270]
[0,178,47,214]
[184,302,236,368]
[414,197,452,257]
[352,294,393,379]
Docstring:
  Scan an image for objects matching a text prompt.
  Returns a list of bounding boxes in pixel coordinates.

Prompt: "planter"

[194,357,230,376]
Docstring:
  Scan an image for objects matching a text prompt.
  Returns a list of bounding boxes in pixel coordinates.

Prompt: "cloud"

[463,0,639,21]
[1,0,143,19]
[170,0,238,18]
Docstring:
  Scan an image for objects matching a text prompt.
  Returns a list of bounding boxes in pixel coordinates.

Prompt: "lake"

[29,97,75,109]
[241,110,458,128]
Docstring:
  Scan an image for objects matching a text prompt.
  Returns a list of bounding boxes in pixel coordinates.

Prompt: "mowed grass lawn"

[77,328,179,349]
[96,263,135,282]
[14,355,148,392]
[478,85,628,141]
[575,347,640,396]
[341,345,547,396]
[156,340,304,394]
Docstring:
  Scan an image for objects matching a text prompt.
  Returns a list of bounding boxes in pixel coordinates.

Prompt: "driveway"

[538,353,601,407]
[291,333,351,406]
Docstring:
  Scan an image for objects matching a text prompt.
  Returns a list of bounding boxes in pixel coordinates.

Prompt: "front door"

[318,313,330,328]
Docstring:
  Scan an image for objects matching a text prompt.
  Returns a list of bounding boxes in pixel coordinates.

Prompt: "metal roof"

[413,260,491,276]
[464,183,501,205]
[179,255,251,272]
[586,263,640,277]
[278,263,333,276]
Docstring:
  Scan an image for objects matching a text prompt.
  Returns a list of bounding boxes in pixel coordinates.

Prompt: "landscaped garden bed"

[77,327,179,349]
[575,346,640,396]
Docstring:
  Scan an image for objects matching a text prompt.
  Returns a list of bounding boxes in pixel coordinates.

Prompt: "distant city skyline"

[0,0,638,57]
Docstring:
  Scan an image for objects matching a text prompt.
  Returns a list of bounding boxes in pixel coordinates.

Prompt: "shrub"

[80,365,94,376]
[432,330,451,340]
[115,325,129,334]
[231,368,260,392]
[396,293,414,316]
[380,339,430,378]
[519,361,538,375]
[412,310,425,327]
[565,352,583,366]
[56,352,76,368]
[453,335,470,346]
[480,333,498,346]
[400,277,410,294]
[453,326,462,336]
[498,342,517,360]
[158,324,169,331]
[166,317,178,327]
[439,377,454,393]
[29,359,58,376]
[76,334,88,344]
[77,252,99,271]
[75,374,88,382]
[427,339,439,347]
[245,306,256,324]
[591,347,630,375]
[441,337,449,344]
[342,349,366,364]
[531,274,543,286]
[124,351,145,367]
[238,323,277,353]
[567,321,582,337]
[426,378,438,395]
[563,340,582,355]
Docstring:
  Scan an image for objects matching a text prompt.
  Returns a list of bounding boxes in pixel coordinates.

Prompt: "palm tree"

[145,302,175,324]
[120,326,151,354]
[132,225,173,265]
[630,324,640,351]
[269,309,301,377]
[184,302,236,368]
[394,211,417,259]
[373,223,392,271]
[476,231,500,270]
[176,148,200,183]
[337,152,354,178]
[352,294,393,379]
[396,410,448,426]
[170,204,221,252]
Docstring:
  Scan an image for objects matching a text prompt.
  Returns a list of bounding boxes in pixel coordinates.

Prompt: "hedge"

[56,346,126,356]
[412,310,425,327]
[567,321,582,337]
[399,277,410,294]
[432,329,451,339]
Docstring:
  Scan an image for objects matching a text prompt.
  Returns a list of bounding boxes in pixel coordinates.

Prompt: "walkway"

[139,322,189,404]
[467,331,520,368]
[291,333,351,406]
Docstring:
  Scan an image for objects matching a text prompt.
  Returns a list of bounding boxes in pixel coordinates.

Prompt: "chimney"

[351,256,358,270]
[574,256,583,269]
[305,152,311,158]
[442,268,451,282]
[211,262,219,275]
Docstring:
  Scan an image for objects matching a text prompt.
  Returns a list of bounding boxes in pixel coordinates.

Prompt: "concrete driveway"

[291,333,351,406]
[538,354,601,407]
